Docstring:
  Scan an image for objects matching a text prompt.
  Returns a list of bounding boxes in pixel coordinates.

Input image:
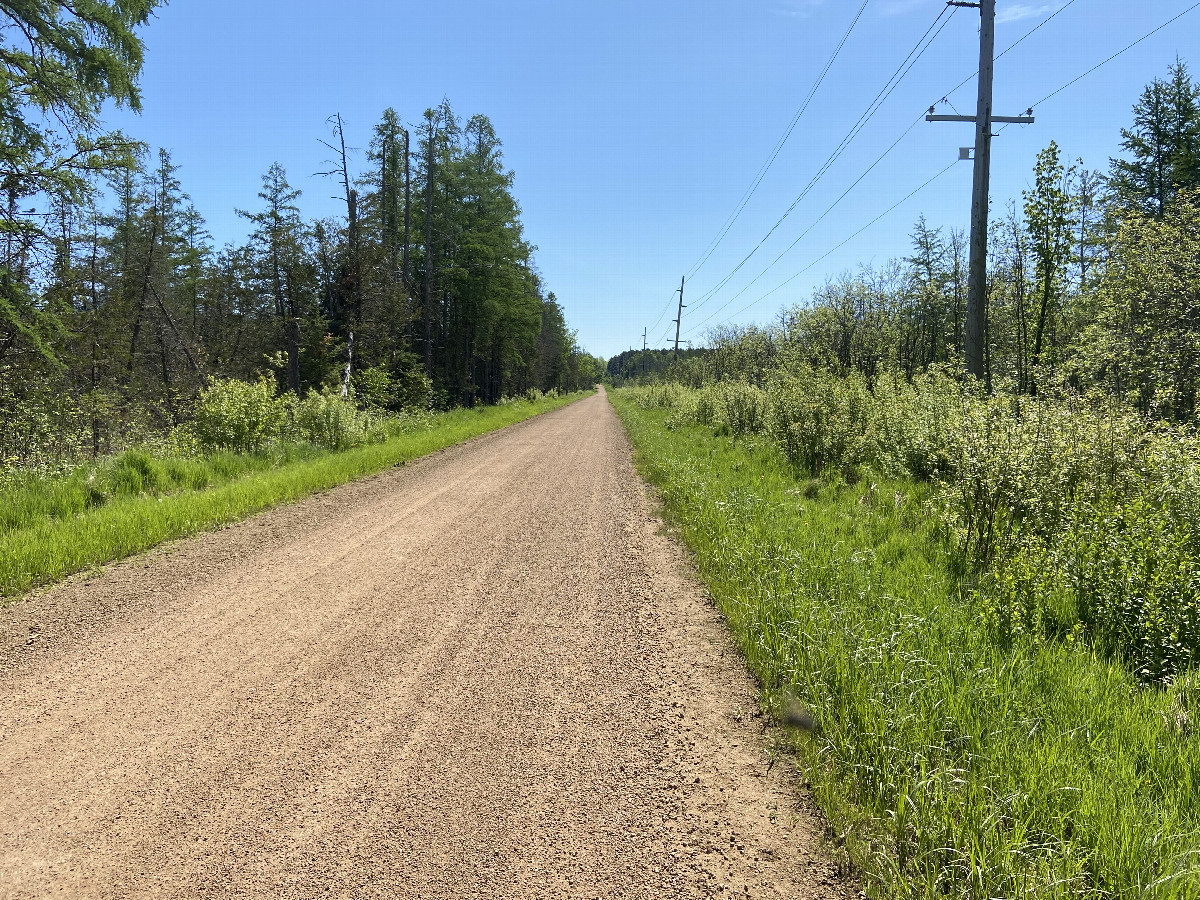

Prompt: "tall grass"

[612,389,1200,900]
[0,392,585,598]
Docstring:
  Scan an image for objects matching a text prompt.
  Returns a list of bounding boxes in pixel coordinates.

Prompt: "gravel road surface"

[0,390,849,899]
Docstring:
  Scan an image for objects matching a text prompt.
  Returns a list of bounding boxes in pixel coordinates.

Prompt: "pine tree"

[238,164,313,396]
[0,1,161,369]
[1110,60,1200,217]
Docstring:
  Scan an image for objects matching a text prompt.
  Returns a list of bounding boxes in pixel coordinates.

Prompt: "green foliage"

[0,0,161,370]
[0,446,297,534]
[940,392,1160,567]
[627,371,1200,687]
[1087,189,1200,421]
[634,368,963,483]
[1024,141,1077,371]
[1,90,588,472]
[291,387,378,452]
[985,497,1200,684]
[762,368,875,476]
[613,391,1200,900]
[192,377,288,454]
[353,357,433,412]
[604,346,708,386]
[1110,60,1200,217]
[0,390,586,598]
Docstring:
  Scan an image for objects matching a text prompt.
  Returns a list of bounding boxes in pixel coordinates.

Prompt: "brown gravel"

[0,389,851,899]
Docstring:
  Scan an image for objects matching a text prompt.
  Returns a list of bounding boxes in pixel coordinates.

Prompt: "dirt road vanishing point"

[0,390,849,899]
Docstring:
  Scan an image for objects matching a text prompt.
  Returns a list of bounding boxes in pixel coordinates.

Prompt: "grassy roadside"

[0,392,587,599]
[611,390,1200,900]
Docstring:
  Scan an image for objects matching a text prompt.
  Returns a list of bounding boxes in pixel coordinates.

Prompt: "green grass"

[611,390,1200,900]
[0,393,586,598]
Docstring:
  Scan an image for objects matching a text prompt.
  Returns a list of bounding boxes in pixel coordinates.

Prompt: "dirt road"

[0,390,848,899]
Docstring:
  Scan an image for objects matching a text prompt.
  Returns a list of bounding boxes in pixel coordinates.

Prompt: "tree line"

[0,2,603,465]
[684,59,1200,424]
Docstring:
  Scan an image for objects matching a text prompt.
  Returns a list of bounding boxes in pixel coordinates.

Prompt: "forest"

[0,2,603,471]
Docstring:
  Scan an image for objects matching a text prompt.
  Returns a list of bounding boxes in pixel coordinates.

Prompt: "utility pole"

[672,277,686,359]
[642,328,648,377]
[928,0,1032,380]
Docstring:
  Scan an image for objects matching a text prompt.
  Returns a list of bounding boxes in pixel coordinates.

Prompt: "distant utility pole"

[672,277,686,359]
[928,0,1033,380]
[642,328,648,376]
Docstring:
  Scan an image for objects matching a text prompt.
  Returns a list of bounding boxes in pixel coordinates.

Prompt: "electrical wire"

[684,160,958,337]
[1029,1,1200,110]
[940,0,1080,101]
[686,1,1200,340]
[682,0,1087,339]
[992,1,1200,140]
[682,0,871,283]
[688,114,925,326]
[684,3,957,317]
[646,286,681,336]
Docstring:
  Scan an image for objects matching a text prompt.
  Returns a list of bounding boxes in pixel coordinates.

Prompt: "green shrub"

[628,382,690,410]
[717,381,768,436]
[292,388,376,452]
[870,369,964,480]
[763,368,875,476]
[983,495,1200,684]
[612,391,1200,899]
[624,372,1200,685]
[192,377,288,453]
[353,360,433,412]
[941,393,1172,567]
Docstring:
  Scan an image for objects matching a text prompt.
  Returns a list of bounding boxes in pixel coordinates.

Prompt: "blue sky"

[106,0,1199,358]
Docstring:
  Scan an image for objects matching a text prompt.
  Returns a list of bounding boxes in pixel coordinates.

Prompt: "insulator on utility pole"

[929,0,1034,381]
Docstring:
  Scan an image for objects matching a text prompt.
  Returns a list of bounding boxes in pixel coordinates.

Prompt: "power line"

[691,0,1084,327]
[688,114,925,325]
[684,161,958,337]
[685,1,1199,342]
[646,287,681,336]
[1029,2,1200,110]
[681,0,1119,345]
[941,0,1080,101]
[991,2,1200,141]
[685,3,957,317]
[688,3,955,313]
[682,0,871,283]
[682,1,1078,341]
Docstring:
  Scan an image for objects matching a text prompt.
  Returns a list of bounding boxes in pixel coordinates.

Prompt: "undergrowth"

[0,391,585,598]
[612,389,1200,900]
[630,374,1200,684]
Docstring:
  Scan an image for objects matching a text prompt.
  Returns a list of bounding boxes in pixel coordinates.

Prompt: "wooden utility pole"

[672,277,686,359]
[641,328,648,377]
[928,0,1033,380]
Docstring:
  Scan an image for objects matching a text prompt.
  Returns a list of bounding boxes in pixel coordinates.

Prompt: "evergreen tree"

[1110,60,1200,217]
[0,0,161,369]
[237,164,315,396]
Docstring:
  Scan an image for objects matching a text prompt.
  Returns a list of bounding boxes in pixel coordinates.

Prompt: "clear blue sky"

[106,0,1198,359]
